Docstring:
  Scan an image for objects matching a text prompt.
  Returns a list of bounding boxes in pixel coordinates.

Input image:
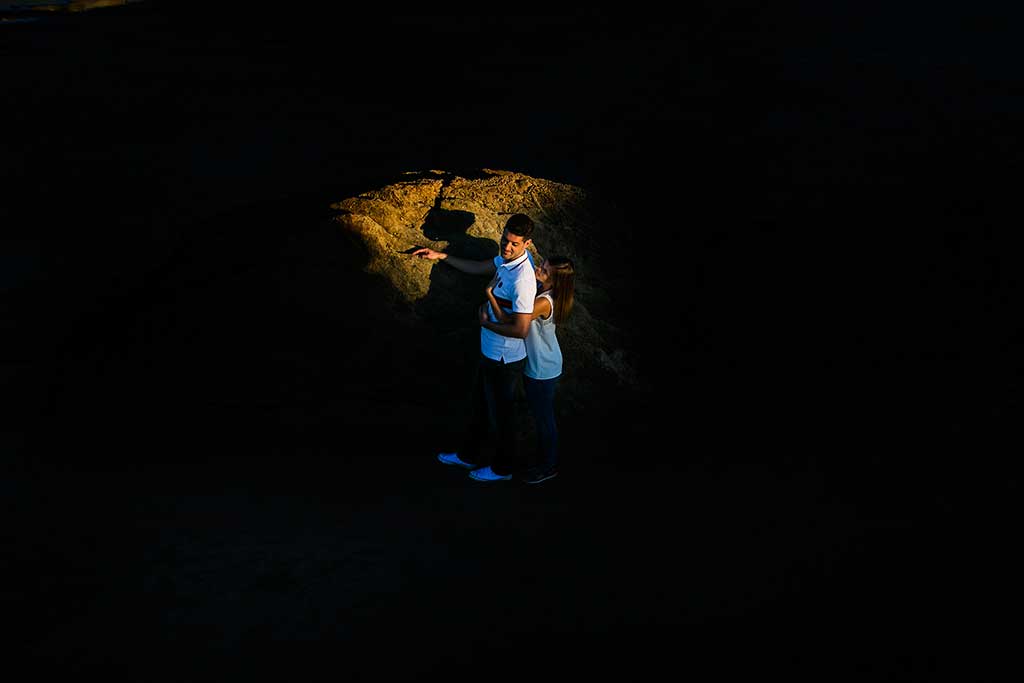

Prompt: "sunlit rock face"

[331,169,639,412]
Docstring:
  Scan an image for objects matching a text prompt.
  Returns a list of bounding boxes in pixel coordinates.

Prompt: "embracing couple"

[412,213,576,485]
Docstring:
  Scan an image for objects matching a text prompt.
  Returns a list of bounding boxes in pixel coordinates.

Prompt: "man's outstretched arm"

[411,247,496,276]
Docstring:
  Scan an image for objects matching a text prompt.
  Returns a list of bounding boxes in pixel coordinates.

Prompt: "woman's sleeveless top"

[525,290,562,380]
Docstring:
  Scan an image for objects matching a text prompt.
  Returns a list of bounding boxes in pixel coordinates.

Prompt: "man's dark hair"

[504,213,535,240]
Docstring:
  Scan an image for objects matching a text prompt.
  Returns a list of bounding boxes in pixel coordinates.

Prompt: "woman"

[481,255,576,484]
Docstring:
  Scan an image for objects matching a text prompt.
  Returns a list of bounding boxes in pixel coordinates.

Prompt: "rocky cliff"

[331,169,641,415]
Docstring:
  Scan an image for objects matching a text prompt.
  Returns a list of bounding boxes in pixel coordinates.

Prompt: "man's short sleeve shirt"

[480,251,536,362]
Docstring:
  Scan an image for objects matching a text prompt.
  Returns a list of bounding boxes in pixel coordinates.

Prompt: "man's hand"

[411,247,445,260]
[478,302,490,325]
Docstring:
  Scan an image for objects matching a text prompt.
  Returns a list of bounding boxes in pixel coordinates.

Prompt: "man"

[411,213,537,482]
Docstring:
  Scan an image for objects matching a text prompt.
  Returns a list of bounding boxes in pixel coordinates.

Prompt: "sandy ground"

[3,3,1018,680]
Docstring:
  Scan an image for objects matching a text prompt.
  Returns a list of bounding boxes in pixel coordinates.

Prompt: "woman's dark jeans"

[523,375,559,471]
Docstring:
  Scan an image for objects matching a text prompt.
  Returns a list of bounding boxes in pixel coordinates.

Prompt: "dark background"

[3,2,1018,679]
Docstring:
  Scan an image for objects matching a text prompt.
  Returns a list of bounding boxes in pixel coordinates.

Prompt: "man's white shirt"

[480,250,537,362]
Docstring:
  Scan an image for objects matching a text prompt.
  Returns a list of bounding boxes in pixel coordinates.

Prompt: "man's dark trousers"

[460,354,525,476]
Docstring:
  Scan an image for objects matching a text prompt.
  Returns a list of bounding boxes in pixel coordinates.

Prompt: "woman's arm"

[485,287,551,324]
[480,312,533,339]
[485,279,511,323]
[529,296,552,322]
[478,293,552,331]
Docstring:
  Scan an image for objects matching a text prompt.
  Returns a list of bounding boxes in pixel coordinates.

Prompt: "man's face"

[500,229,531,262]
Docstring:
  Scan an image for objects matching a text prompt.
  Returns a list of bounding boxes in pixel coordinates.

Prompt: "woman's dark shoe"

[523,466,558,484]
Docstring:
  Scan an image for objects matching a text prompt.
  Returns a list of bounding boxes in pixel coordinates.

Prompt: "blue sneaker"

[468,466,512,482]
[437,452,476,469]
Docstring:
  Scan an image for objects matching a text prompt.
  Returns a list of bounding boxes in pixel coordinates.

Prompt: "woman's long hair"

[545,256,576,326]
